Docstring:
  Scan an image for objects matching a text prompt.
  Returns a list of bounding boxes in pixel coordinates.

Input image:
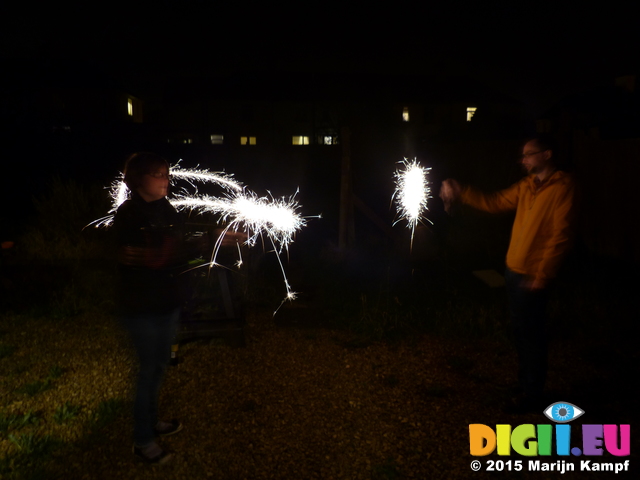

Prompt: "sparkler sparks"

[392,158,432,249]
[90,164,308,313]
[85,175,129,229]
[86,164,242,228]
[172,190,305,313]
[170,165,242,192]
[171,190,304,249]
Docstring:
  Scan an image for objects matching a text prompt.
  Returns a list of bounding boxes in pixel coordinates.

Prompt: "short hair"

[123,152,169,190]
[525,134,558,156]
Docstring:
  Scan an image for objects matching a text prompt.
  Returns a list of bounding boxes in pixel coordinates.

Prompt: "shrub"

[20,177,112,263]
[14,177,117,316]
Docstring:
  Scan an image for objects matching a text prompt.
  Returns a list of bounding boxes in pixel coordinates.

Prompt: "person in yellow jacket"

[440,134,577,413]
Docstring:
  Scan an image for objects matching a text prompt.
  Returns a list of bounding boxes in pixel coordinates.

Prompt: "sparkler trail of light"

[270,235,298,316]
[171,190,305,251]
[392,158,432,250]
[84,174,129,229]
[170,165,243,192]
[88,164,311,312]
[85,165,242,228]
[172,190,306,312]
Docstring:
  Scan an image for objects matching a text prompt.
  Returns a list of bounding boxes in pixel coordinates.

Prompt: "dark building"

[536,74,640,263]
[133,72,527,251]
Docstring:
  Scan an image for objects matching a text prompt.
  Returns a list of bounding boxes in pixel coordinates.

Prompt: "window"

[316,131,339,145]
[126,96,142,122]
[210,134,224,145]
[167,135,193,144]
[240,136,256,145]
[402,107,410,122]
[320,135,338,145]
[292,135,309,145]
[466,107,477,122]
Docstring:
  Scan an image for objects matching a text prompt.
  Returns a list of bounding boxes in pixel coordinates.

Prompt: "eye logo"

[543,401,584,423]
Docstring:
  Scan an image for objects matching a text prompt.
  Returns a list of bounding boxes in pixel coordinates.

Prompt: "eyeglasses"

[520,149,548,159]
[146,172,172,179]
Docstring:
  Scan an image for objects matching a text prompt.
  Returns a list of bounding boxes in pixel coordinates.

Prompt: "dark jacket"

[113,192,186,315]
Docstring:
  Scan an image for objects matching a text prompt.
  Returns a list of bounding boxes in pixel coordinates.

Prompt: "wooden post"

[339,127,355,249]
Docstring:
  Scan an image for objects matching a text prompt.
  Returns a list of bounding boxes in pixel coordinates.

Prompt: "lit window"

[402,107,410,122]
[167,137,193,144]
[211,134,224,145]
[240,136,256,145]
[317,133,338,145]
[292,136,309,145]
[467,107,477,122]
[127,98,133,116]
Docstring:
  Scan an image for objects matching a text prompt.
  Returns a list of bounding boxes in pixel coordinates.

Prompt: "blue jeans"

[123,307,180,446]
[504,269,551,399]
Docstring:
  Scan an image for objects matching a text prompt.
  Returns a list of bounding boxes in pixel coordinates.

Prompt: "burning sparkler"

[170,165,243,192]
[392,158,432,250]
[172,189,305,312]
[86,165,242,228]
[89,163,308,313]
[85,174,129,229]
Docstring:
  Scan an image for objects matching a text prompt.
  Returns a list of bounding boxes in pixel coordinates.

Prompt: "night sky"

[2,2,637,119]
[1,1,638,238]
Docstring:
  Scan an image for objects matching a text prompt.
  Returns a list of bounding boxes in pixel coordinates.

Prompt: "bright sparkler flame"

[171,191,304,249]
[392,158,432,249]
[172,190,305,314]
[89,163,308,313]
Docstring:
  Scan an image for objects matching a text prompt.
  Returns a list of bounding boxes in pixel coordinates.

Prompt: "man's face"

[521,140,551,175]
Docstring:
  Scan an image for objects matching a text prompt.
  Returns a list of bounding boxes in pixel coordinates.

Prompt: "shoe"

[154,419,183,437]
[133,443,173,465]
[503,395,543,415]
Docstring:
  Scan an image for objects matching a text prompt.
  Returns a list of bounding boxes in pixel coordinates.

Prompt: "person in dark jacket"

[113,152,185,465]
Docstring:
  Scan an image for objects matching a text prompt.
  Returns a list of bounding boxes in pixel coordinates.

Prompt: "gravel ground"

[1,308,637,479]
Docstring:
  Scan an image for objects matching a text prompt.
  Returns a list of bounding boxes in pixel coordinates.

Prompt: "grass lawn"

[1,256,637,479]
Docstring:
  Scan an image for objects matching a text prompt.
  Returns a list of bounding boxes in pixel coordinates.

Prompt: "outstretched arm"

[459,181,521,214]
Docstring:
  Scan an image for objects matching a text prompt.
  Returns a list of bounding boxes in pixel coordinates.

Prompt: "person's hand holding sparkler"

[439,178,461,214]
[215,228,248,247]
[520,276,546,291]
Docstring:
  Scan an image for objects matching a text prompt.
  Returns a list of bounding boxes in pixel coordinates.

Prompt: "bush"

[11,177,117,317]
[19,177,113,263]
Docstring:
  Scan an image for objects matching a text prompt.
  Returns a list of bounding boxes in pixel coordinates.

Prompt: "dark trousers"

[505,269,551,399]
[123,307,180,446]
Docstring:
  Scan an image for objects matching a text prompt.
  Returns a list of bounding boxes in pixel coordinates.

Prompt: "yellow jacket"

[460,170,576,284]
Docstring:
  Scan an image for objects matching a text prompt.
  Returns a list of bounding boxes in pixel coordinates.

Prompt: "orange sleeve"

[459,181,521,213]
